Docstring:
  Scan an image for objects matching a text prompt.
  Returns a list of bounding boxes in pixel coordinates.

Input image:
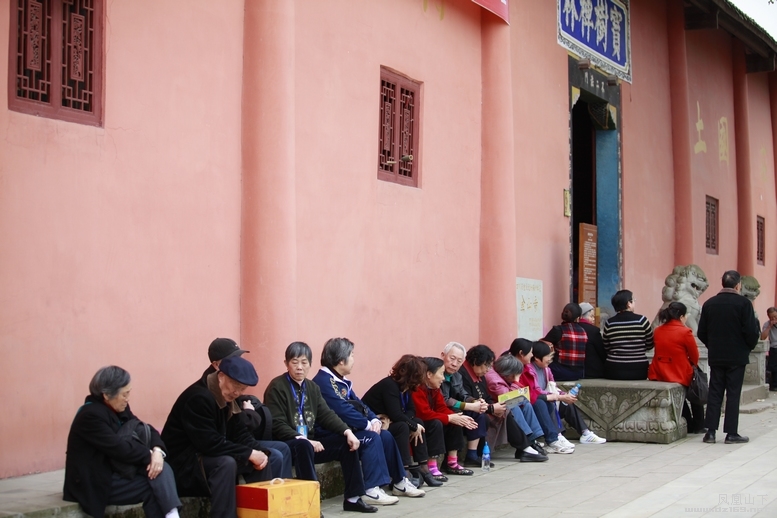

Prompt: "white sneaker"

[362,487,399,506]
[557,435,575,449]
[545,440,575,454]
[392,478,426,497]
[579,431,606,444]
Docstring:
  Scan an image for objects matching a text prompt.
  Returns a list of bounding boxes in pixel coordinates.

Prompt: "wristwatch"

[152,447,166,459]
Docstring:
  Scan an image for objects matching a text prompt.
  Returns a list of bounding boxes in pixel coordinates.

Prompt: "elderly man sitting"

[162,356,277,518]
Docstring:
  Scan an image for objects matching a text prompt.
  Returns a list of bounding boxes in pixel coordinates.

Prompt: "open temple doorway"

[568,58,622,315]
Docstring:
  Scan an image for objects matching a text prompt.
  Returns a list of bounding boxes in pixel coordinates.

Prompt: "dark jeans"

[286,435,365,499]
[705,365,746,434]
[440,420,466,453]
[768,348,777,389]
[201,455,271,518]
[532,399,588,441]
[107,463,181,518]
[352,430,393,488]
[550,362,585,381]
[504,413,529,450]
[463,411,488,442]
[683,398,706,433]
[512,401,544,441]
[532,399,562,443]
[412,418,445,461]
[256,440,293,478]
[605,360,648,380]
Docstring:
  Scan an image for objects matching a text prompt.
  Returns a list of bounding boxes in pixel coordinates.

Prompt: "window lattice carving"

[9,0,103,125]
[377,68,420,187]
[15,0,52,103]
[706,196,718,255]
[757,216,765,265]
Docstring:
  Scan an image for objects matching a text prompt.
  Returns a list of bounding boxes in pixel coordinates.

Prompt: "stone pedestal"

[557,380,687,444]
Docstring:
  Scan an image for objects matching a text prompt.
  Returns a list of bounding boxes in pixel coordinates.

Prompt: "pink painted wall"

[0,0,245,476]
[286,0,484,389]
[746,73,777,315]
[509,0,573,336]
[620,0,677,318]
[685,29,739,303]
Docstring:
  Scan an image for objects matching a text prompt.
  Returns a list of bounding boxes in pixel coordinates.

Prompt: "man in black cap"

[162,356,280,517]
[203,338,292,479]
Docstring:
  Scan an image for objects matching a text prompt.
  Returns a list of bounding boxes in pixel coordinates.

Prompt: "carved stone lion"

[653,264,709,336]
[741,275,761,321]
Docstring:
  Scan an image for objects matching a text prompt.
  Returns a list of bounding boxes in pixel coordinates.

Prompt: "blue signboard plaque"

[558,0,631,83]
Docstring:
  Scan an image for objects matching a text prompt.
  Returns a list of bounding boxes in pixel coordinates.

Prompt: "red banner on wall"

[472,0,509,24]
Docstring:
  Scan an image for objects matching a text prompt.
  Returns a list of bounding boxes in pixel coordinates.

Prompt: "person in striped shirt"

[602,290,655,380]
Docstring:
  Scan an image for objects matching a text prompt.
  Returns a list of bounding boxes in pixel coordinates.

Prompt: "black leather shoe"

[532,441,546,455]
[519,451,549,462]
[408,474,423,489]
[724,434,749,444]
[420,471,444,487]
[702,432,716,444]
[343,498,378,513]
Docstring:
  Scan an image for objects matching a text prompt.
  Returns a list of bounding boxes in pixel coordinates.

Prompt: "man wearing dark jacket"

[203,338,292,478]
[698,270,760,444]
[264,341,377,514]
[162,356,275,517]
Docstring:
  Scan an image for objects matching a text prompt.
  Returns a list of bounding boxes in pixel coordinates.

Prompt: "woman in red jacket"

[412,357,478,477]
[648,302,704,433]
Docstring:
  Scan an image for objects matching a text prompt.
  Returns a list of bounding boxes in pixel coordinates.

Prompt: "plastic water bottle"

[481,442,491,472]
[569,383,582,397]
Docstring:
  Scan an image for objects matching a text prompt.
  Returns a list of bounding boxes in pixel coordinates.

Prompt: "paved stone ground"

[320,398,777,518]
[2,396,776,517]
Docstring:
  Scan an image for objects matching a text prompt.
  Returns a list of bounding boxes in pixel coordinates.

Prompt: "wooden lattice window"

[706,196,718,255]
[757,216,765,265]
[8,0,104,126]
[378,67,420,187]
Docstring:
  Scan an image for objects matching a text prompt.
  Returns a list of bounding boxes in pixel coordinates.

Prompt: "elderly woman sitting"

[458,345,546,463]
[486,352,547,457]
[64,366,181,518]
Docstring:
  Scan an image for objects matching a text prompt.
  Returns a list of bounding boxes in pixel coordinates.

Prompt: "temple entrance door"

[569,59,622,316]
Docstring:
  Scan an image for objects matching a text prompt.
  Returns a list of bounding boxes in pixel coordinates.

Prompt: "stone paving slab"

[318,395,777,517]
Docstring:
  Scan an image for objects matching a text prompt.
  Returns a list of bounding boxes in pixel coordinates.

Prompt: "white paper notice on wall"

[516,277,543,340]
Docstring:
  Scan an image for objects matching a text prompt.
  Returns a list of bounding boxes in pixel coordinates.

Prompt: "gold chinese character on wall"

[718,117,728,165]
[694,101,707,154]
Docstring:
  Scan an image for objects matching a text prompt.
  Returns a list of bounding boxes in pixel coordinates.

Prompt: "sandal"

[443,463,474,476]
[432,473,448,482]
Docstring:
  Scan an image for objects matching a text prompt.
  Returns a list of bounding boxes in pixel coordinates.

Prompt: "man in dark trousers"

[698,270,760,444]
[162,356,276,517]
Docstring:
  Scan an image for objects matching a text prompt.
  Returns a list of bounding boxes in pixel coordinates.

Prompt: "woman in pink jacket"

[519,341,605,452]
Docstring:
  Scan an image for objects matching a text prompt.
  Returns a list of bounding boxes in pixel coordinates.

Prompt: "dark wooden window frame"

[8,0,104,126]
[706,196,718,255]
[377,67,421,187]
[757,216,765,265]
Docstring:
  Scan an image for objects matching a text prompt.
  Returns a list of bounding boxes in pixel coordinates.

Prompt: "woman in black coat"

[362,354,446,488]
[63,366,181,518]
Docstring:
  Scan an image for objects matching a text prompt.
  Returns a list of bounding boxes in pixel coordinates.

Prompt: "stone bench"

[556,379,687,444]
[109,462,343,517]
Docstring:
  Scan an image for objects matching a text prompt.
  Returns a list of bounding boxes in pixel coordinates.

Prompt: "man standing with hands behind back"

[698,270,760,445]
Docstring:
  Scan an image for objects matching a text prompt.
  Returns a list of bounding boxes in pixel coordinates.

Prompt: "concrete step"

[740,390,777,414]
[739,383,768,405]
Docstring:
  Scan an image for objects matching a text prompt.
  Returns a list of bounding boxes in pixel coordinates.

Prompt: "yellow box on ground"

[236,478,321,518]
